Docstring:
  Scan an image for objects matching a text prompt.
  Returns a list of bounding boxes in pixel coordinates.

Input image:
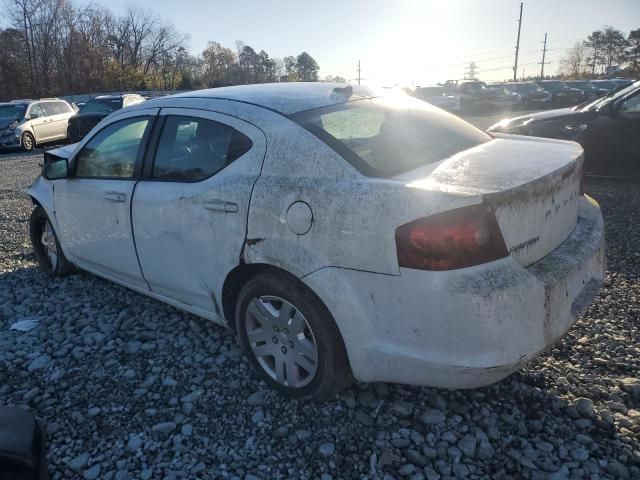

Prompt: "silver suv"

[0,98,75,151]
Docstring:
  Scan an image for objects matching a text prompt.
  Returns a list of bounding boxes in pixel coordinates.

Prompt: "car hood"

[0,117,17,129]
[71,112,109,121]
[488,108,585,130]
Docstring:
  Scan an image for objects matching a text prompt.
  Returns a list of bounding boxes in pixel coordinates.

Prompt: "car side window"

[619,94,640,117]
[29,104,44,119]
[152,115,253,181]
[75,117,150,178]
[56,101,71,113]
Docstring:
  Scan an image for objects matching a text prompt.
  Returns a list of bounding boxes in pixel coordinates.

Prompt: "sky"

[75,0,640,86]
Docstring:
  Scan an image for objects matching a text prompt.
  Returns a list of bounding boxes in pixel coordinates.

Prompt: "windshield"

[514,83,542,93]
[462,82,486,93]
[419,87,444,96]
[593,80,616,89]
[292,95,491,178]
[581,81,639,111]
[80,99,122,114]
[0,104,27,119]
[538,81,569,92]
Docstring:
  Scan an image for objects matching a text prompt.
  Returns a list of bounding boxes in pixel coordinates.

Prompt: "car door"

[51,101,73,139]
[614,92,640,175]
[37,102,61,142]
[53,108,158,289]
[584,92,640,175]
[27,103,47,141]
[132,108,266,318]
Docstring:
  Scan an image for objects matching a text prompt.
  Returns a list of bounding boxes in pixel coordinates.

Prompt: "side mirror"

[43,158,68,180]
[29,112,40,119]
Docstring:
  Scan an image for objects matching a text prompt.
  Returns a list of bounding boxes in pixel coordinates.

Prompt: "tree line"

[560,26,640,79]
[0,0,327,101]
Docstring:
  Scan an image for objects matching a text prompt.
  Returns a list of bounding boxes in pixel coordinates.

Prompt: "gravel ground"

[0,149,638,480]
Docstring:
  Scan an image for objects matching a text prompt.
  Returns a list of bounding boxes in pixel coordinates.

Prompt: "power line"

[513,2,524,81]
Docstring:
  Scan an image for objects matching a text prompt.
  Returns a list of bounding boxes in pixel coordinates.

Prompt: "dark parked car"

[504,82,552,107]
[535,81,585,107]
[488,81,640,176]
[67,94,145,142]
[591,80,619,92]
[564,81,609,100]
[610,78,634,89]
[444,80,500,112]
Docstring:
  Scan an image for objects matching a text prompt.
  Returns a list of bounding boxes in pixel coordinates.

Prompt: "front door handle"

[204,199,238,213]
[104,191,127,202]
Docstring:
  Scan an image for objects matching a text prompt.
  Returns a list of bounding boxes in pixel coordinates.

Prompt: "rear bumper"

[303,196,605,388]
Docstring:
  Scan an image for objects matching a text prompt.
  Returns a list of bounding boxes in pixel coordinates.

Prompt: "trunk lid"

[399,136,583,266]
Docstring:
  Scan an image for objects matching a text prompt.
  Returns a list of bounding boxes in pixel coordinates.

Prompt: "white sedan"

[28,83,605,400]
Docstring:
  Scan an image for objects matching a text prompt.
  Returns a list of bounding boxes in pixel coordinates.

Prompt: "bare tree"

[560,42,589,79]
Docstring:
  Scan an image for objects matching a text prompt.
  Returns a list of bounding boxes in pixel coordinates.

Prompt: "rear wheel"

[29,205,74,276]
[21,132,35,151]
[236,271,351,401]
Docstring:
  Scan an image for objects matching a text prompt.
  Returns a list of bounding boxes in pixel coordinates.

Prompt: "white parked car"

[0,98,75,151]
[28,83,605,400]
[413,86,460,112]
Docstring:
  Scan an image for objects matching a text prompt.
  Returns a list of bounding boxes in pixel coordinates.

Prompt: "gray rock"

[69,453,90,472]
[575,397,594,418]
[152,422,176,434]
[420,409,446,425]
[127,434,143,451]
[318,442,335,457]
[28,354,51,371]
[247,391,264,406]
[458,434,477,458]
[83,464,101,480]
[181,424,193,436]
[251,409,265,424]
[405,449,427,467]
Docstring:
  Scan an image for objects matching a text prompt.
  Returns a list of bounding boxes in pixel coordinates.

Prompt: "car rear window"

[291,95,490,178]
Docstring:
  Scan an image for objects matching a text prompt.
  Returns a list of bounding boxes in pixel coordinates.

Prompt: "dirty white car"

[28,83,605,400]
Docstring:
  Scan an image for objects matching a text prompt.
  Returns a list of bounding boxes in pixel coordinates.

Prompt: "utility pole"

[513,2,523,81]
[357,60,361,85]
[464,62,478,80]
[539,33,548,79]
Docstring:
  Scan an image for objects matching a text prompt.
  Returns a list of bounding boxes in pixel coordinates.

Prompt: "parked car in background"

[591,79,619,92]
[28,83,604,400]
[488,81,640,176]
[67,94,145,143]
[444,80,501,112]
[0,98,75,151]
[487,83,523,108]
[504,82,552,107]
[535,80,585,107]
[412,86,460,111]
[609,78,634,89]
[564,81,609,100]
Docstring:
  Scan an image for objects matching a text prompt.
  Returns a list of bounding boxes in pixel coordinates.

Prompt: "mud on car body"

[28,83,605,400]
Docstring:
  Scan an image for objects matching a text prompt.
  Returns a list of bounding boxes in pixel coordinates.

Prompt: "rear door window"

[292,96,490,177]
[151,115,253,181]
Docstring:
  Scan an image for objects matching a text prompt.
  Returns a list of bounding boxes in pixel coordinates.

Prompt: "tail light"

[395,204,508,271]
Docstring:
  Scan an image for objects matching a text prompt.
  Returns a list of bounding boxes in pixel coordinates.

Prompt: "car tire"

[236,271,351,401]
[21,132,35,152]
[29,205,75,276]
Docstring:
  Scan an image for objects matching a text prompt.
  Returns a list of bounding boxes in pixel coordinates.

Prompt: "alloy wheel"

[244,295,319,388]
[40,220,58,271]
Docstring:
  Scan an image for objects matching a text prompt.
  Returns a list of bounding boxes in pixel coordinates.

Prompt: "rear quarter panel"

[244,118,482,277]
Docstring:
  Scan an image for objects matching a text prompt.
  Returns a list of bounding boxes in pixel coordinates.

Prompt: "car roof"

[167,82,376,115]
[94,95,125,100]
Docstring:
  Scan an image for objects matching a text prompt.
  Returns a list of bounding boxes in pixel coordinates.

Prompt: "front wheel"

[29,206,75,276]
[21,132,35,151]
[236,271,351,401]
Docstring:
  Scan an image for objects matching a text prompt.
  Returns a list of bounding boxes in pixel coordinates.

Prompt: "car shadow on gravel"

[1,262,637,479]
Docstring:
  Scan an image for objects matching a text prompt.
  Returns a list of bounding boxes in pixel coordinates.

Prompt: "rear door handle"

[204,199,238,213]
[104,191,127,202]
